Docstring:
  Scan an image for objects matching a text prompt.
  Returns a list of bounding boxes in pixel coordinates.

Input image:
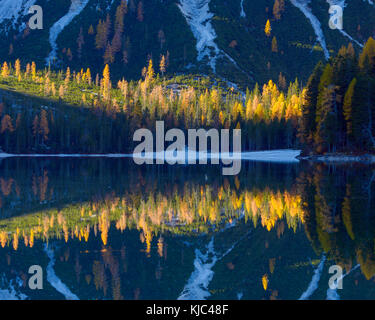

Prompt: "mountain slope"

[0,0,374,87]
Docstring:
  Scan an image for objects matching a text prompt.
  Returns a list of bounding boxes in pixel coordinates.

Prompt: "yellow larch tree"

[58,84,64,99]
[1,114,14,133]
[15,59,21,78]
[102,64,111,101]
[64,67,71,89]
[1,62,9,78]
[265,19,271,37]
[31,61,36,80]
[86,68,92,85]
[147,59,155,80]
[159,55,166,77]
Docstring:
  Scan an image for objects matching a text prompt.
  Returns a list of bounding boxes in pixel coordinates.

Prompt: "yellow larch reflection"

[0,183,304,254]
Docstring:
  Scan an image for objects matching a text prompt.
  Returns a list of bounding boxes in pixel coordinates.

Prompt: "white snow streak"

[178,0,245,73]
[240,0,246,18]
[178,230,251,300]
[299,255,326,300]
[44,244,79,300]
[46,0,90,65]
[290,0,330,59]
[337,29,364,48]
[178,238,217,300]
[178,0,220,71]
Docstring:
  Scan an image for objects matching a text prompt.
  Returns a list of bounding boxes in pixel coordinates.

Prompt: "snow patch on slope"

[0,274,27,300]
[240,0,246,18]
[178,0,221,71]
[0,286,26,300]
[44,244,79,300]
[178,229,250,300]
[299,255,326,300]
[290,0,330,60]
[0,0,36,34]
[46,0,90,65]
[178,238,217,300]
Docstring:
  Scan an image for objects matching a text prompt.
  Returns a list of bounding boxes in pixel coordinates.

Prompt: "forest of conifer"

[299,38,375,155]
[0,38,374,155]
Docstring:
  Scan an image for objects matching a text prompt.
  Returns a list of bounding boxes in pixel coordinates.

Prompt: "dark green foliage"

[300,38,375,154]
[298,61,323,150]
[314,85,339,153]
[1,0,375,88]
[350,75,375,150]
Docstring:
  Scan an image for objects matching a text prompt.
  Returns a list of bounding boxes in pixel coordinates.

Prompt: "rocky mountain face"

[0,0,374,87]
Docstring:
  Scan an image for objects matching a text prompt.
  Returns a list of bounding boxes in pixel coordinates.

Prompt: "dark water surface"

[0,157,374,300]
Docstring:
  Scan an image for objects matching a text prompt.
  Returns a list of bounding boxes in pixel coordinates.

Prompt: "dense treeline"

[299,38,375,155]
[0,57,302,154]
[299,164,375,280]
[2,38,374,155]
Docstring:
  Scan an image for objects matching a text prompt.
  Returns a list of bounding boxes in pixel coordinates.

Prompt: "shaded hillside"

[0,0,374,87]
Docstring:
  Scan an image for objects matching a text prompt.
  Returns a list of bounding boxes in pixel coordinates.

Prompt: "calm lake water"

[0,157,374,300]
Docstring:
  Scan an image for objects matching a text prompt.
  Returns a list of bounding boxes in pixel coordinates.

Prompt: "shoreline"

[2,151,375,164]
[298,153,375,163]
[0,149,301,163]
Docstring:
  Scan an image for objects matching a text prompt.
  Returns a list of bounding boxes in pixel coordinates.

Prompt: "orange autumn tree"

[39,109,49,143]
[1,114,14,133]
